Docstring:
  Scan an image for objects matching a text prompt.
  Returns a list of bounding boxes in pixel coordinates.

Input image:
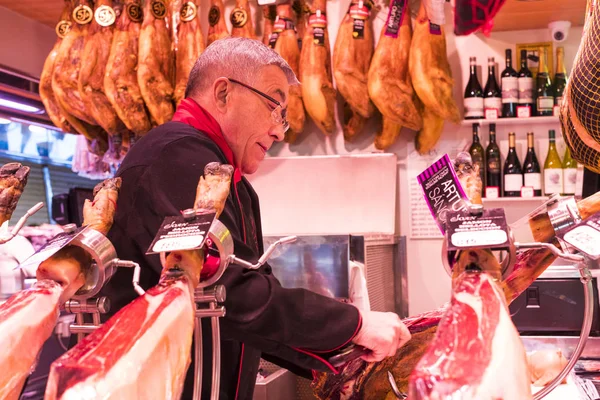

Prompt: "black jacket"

[100,122,362,399]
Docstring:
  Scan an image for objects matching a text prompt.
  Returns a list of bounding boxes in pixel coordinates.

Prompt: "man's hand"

[351,311,411,363]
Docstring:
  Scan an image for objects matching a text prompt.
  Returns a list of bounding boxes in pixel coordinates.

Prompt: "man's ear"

[213,78,231,113]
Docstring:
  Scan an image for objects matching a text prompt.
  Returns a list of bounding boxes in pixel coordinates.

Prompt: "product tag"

[553,105,560,116]
[429,22,441,35]
[349,2,369,39]
[18,226,90,272]
[180,1,198,22]
[146,212,215,254]
[517,106,531,118]
[384,0,406,38]
[151,0,167,19]
[230,7,248,28]
[485,108,498,120]
[446,208,510,251]
[95,5,116,26]
[560,212,600,259]
[73,4,94,24]
[55,20,72,38]
[521,186,534,197]
[485,187,499,198]
[309,11,327,45]
[417,154,470,234]
[127,3,143,22]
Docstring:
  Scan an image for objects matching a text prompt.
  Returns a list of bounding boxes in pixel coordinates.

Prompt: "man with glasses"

[101,37,410,399]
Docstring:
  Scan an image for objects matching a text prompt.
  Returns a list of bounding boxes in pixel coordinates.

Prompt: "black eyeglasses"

[228,78,289,133]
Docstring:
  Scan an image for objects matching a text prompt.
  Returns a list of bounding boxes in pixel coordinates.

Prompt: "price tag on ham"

[146,212,216,254]
[446,208,510,251]
[417,154,470,234]
[560,212,600,259]
[17,226,90,272]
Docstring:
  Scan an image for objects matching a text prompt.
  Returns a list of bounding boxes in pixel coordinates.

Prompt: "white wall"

[0,1,584,315]
[0,6,56,78]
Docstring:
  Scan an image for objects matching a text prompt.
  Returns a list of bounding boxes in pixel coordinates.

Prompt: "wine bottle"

[523,132,542,196]
[484,57,502,117]
[518,50,534,115]
[544,129,563,196]
[485,123,502,196]
[501,49,519,118]
[469,123,486,194]
[553,47,568,107]
[562,146,578,195]
[535,47,554,116]
[464,57,484,120]
[503,132,523,197]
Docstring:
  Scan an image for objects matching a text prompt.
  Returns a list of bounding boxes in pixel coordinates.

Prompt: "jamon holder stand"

[435,195,595,400]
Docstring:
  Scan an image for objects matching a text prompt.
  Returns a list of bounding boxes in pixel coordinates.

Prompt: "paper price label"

[517,106,531,118]
[18,226,89,271]
[146,213,215,255]
[446,208,510,251]
[560,212,600,259]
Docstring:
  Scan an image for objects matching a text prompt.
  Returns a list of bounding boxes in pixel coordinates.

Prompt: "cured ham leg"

[207,0,229,45]
[313,190,600,398]
[262,5,276,45]
[40,3,77,134]
[273,3,305,143]
[138,0,175,125]
[230,0,254,38]
[415,101,445,155]
[45,163,233,399]
[0,280,63,400]
[300,0,336,135]
[174,0,205,106]
[0,163,30,226]
[104,0,152,136]
[333,1,375,141]
[410,2,460,123]
[78,0,126,136]
[368,0,422,149]
[408,271,532,400]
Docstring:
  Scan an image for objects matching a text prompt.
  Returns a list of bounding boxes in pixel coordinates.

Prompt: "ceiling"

[0,0,587,32]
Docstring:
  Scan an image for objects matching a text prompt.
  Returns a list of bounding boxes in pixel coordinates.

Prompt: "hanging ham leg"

[368,0,422,150]
[230,0,254,38]
[78,0,126,136]
[45,163,233,399]
[138,0,175,125]
[410,1,460,123]
[104,0,152,136]
[262,5,276,45]
[333,0,375,141]
[273,3,305,143]
[415,98,445,155]
[40,3,77,134]
[207,0,229,45]
[174,0,205,106]
[300,0,336,135]
[0,163,30,226]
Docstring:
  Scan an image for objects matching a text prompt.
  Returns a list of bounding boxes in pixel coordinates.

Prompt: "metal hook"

[387,371,407,399]
[0,202,43,244]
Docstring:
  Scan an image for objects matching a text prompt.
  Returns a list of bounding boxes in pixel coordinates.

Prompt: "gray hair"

[185,37,299,98]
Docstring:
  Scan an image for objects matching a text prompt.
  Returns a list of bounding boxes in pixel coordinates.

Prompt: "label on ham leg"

[146,212,215,254]
[349,3,370,39]
[561,212,600,259]
[446,208,510,251]
[417,154,469,234]
[384,0,406,38]
[309,12,327,46]
[269,18,295,48]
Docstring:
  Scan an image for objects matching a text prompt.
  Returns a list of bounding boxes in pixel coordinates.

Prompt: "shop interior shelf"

[461,116,560,126]
[482,196,550,203]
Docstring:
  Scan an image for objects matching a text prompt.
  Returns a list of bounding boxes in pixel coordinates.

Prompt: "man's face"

[224,65,289,175]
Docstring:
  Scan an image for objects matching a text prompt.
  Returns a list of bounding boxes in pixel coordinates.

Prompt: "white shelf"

[461,116,560,126]
[482,196,549,203]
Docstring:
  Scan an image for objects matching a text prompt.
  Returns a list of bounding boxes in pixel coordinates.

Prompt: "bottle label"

[518,77,533,103]
[564,168,577,194]
[504,174,523,192]
[524,173,542,190]
[544,168,564,195]
[484,97,502,112]
[464,97,484,118]
[488,158,501,173]
[501,77,518,103]
[537,96,554,111]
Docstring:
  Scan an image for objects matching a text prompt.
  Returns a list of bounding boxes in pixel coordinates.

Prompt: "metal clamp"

[63,296,110,342]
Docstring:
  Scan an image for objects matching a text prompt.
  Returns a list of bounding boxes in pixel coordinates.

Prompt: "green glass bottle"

[554,47,568,106]
[535,47,554,116]
[544,130,563,196]
[469,123,486,195]
[503,132,523,197]
[562,146,578,195]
